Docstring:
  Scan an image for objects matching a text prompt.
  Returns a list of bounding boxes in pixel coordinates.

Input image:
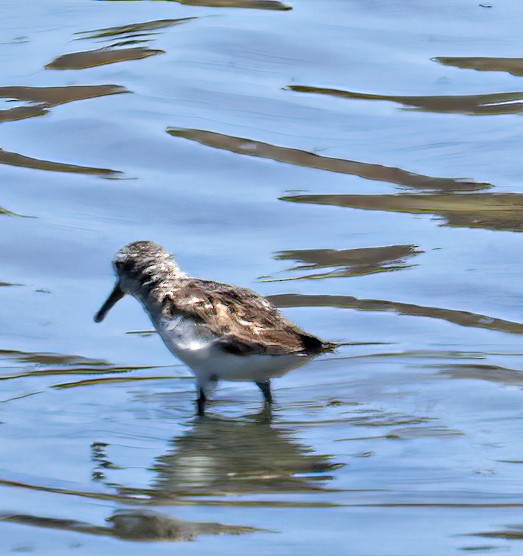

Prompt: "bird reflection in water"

[1,417,343,542]
[150,416,343,499]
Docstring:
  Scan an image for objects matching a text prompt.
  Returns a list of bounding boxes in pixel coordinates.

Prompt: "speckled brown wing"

[161,278,328,356]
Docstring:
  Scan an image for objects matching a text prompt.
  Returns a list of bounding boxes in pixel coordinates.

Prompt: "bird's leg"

[256,380,273,405]
[196,388,206,416]
[196,376,218,416]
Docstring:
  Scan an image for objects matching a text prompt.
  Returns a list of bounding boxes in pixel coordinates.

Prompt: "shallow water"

[1,0,523,554]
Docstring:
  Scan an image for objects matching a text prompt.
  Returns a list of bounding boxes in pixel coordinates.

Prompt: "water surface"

[1,0,523,554]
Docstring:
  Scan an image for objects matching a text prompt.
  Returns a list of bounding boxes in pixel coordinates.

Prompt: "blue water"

[1,0,523,553]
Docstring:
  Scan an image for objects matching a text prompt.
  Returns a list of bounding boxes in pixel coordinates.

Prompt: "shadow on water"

[100,0,292,10]
[281,192,523,232]
[264,244,422,282]
[269,293,523,334]
[434,56,523,76]
[166,128,491,192]
[285,85,523,116]
[0,510,265,541]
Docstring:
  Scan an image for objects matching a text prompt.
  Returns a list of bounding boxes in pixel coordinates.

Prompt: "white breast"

[156,315,309,383]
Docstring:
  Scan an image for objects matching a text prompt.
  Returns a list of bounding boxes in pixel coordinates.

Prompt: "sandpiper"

[94,241,335,415]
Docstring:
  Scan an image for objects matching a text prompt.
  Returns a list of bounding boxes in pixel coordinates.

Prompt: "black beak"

[94,282,125,322]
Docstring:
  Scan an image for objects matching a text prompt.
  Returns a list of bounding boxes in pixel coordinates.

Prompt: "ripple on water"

[285,85,523,116]
[264,244,422,282]
[434,56,523,76]
[269,293,523,335]
[281,192,523,233]
[0,84,127,123]
[167,127,492,192]
[99,0,292,9]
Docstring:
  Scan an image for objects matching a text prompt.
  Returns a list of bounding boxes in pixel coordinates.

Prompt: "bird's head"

[94,241,180,322]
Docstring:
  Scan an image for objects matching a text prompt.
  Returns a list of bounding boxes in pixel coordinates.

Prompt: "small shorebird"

[94,241,335,415]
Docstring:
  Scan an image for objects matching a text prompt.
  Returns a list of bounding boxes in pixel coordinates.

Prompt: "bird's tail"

[300,334,337,355]
[301,337,385,356]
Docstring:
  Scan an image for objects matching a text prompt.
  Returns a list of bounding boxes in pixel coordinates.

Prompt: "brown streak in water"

[265,266,416,283]
[0,478,138,504]
[176,0,291,8]
[354,503,523,508]
[338,425,464,441]
[269,293,523,335]
[0,84,128,106]
[45,47,164,70]
[0,84,128,123]
[52,375,180,389]
[107,38,155,48]
[0,511,265,541]
[344,349,485,360]
[0,477,338,507]
[268,244,421,281]
[439,364,523,385]
[0,365,158,382]
[470,529,523,540]
[0,206,20,217]
[103,0,291,9]
[3,475,523,508]
[0,147,122,177]
[76,17,197,40]
[0,105,49,123]
[385,426,464,439]
[281,192,523,232]
[0,514,112,538]
[1,391,43,404]
[277,244,420,268]
[286,85,523,115]
[0,475,519,512]
[434,57,523,77]
[166,127,490,192]
[0,349,108,366]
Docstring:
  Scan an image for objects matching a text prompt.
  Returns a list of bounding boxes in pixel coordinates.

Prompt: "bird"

[94,241,335,415]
